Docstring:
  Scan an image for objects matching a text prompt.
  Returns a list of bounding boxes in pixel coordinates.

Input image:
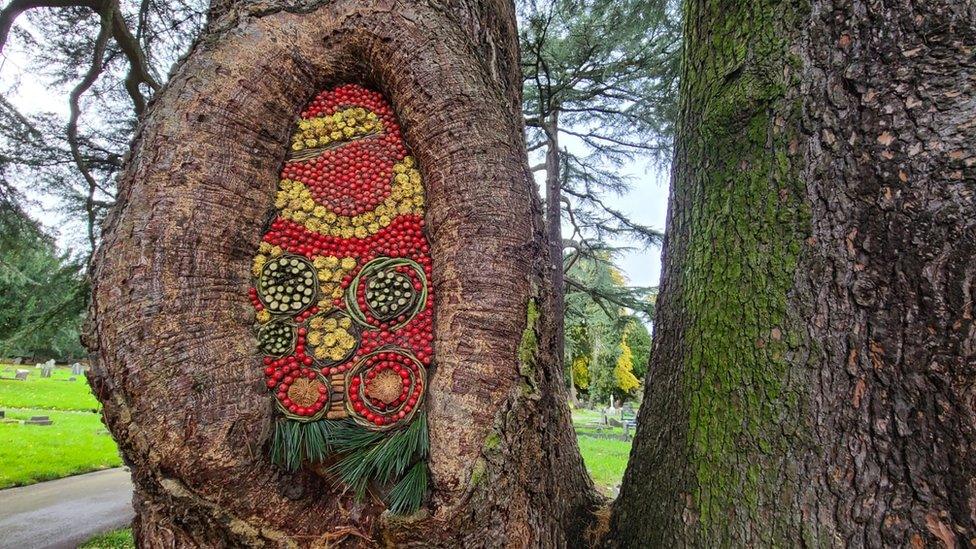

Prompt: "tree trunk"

[611,0,975,546]
[84,1,600,545]
[544,112,565,368]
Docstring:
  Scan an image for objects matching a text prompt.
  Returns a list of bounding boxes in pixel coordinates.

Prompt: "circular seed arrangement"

[366,269,416,320]
[345,348,426,430]
[346,257,427,331]
[257,256,317,315]
[275,372,331,419]
[258,320,296,356]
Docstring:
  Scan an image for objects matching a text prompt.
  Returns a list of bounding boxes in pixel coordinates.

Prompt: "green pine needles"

[270,412,430,514]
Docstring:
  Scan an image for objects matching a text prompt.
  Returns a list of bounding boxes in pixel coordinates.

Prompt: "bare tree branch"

[66,2,112,263]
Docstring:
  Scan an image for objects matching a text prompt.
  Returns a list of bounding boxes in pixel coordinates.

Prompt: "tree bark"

[543,112,565,371]
[85,1,600,546]
[611,0,975,546]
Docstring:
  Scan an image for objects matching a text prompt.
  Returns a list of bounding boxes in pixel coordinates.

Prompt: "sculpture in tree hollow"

[249,84,433,514]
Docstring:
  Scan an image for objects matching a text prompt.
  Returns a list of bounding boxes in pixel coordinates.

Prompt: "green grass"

[79,528,135,549]
[0,408,122,488]
[0,365,100,411]
[0,363,121,489]
[571,406,633,494]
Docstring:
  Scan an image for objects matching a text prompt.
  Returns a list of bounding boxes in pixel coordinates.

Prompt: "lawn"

[571,406,633,494]
[0,365,101,411]
[0,408,122,488]
[0,364,121,489]
[79,528,135,549]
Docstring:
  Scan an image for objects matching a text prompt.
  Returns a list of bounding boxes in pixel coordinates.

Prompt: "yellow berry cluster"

[274,157,424,239]
[307,314,356,361]
[312,255,357,308]
[290,107,382,152]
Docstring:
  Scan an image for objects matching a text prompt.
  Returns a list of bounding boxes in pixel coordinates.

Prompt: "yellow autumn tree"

[571,354,590,390]
[614,329,641,395]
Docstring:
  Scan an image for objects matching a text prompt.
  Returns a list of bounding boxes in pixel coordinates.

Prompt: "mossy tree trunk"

[85,0,600,545]
[611,0,975,546]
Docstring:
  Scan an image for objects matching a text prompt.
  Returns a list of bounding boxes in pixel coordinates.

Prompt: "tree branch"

[66,2,111,263]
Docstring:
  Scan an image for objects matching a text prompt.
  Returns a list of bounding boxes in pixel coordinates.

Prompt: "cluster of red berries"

[246,287,265,312]
[265,216,430,263]
[348,352,424,426]
[253,84,434,428]
[282,140,400,216]
[263,328,329,416]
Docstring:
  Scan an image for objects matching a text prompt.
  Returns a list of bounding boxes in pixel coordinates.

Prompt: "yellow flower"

[340,257,356,270]
[307,331,322,345]
[340,227,354,239]
[270,246,283,257]
[403,156,415,168]
[393,163,407,174]
[256,310,271,324]
[354,226,368,239]
[259,242,273,254]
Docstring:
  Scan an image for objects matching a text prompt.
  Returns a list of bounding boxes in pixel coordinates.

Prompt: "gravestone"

[71,363,84,375]
[14,370,29,381]
[12,357,21,365]
[25,415,52,426]
[40,366,53,378]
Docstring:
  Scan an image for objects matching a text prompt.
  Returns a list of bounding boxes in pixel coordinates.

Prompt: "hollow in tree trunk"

[85,1,600,545]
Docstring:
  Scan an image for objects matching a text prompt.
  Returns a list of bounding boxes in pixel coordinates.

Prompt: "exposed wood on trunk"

[85,0,600,545]
[611,0,975,546]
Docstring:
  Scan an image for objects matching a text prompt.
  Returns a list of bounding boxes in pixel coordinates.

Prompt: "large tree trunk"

[85,1,600,545]
[611,0,975,546]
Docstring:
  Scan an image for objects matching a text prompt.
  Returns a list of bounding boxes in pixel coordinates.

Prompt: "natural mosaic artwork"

[249,84,433,513]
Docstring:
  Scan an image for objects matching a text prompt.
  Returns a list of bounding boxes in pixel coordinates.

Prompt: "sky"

[2,45,671,289]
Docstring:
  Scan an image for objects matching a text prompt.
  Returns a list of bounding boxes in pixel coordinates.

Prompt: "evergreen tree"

[0,209,87,359]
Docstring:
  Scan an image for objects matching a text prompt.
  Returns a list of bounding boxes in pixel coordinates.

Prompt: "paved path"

[0,468,133,549]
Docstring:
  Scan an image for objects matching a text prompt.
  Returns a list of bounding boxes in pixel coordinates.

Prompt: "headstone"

[71,363,84,375]
[608,418,623,428]
[14,370,29,381]
[12,357,21,365]
[40,366,53,378]
[25,415,52,426]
